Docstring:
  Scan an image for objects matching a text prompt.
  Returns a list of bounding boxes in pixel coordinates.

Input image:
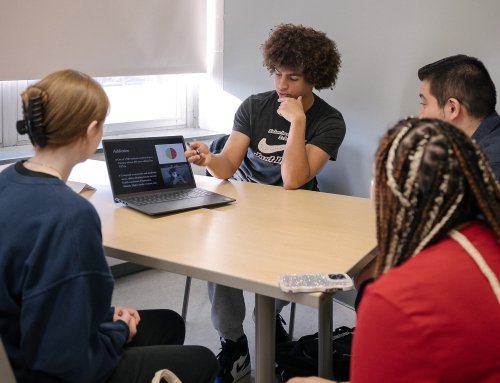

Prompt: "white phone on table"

[279,272,353,293]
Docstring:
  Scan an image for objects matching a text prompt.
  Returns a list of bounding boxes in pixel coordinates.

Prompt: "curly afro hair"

[261,23,341,90]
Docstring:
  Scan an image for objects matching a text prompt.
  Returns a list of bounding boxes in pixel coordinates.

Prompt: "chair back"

[206,135,230,176]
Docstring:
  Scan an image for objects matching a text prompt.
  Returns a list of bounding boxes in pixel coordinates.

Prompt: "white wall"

[221,0,500,197]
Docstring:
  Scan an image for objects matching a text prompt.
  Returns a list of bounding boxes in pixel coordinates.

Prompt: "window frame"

[1,80,30,147]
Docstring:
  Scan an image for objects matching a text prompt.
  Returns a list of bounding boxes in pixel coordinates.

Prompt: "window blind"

[0,0,207,80]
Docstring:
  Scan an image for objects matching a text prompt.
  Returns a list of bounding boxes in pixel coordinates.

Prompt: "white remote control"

[279,273,353,293]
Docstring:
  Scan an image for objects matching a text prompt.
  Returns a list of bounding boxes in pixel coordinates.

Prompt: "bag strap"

[448,229,500,304]
[151,369,182,383]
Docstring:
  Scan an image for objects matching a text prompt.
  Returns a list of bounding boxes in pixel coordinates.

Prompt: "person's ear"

[83,120,103,149]
[86,120,103,141]
[447,98,461,120]
[87,120,99,134]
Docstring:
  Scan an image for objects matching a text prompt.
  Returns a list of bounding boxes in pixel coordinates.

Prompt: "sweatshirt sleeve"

[20,202,129,383]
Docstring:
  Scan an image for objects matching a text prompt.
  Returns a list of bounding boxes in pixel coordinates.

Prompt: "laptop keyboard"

[128,189,215,206]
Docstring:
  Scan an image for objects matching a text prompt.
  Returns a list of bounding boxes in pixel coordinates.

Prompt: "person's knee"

[168,311,186,343]
[185,346,219,377]
[167,310,185,329]
[137,309,186,344]
[197,346,218,366]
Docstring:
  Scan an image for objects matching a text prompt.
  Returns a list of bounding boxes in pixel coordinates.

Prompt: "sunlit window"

[97,74,192,134]
[0,73,199,147]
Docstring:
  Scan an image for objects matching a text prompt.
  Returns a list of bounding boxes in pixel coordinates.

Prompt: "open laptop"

[102,136,235,215]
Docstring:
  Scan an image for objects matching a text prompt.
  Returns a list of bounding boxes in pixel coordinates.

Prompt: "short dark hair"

[261,23,341,90]
[417,54,497,119]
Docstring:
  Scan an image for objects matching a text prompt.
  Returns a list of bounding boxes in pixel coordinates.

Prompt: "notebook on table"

[102,136,235,215]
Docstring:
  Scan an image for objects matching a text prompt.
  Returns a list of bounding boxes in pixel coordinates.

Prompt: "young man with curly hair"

[186,24,345,382]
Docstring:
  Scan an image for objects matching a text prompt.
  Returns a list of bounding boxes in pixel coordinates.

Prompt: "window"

[97,74,200,135]
[0,0,222,150]
[0,73,202,148]
[0,80,29,147]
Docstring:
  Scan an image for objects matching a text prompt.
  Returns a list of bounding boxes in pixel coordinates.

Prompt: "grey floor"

[111,267,356,382]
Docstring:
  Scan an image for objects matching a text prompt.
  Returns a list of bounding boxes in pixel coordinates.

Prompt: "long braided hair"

[373,117,500,277]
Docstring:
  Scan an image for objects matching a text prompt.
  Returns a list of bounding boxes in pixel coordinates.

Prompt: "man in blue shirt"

[418,54,500,179]
[354,54,500,301]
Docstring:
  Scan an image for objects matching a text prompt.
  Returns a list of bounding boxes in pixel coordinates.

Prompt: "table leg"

[255,294,276,382]
[318,292,334,378]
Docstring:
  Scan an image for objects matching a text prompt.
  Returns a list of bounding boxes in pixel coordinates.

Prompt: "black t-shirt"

[232,90,346,190]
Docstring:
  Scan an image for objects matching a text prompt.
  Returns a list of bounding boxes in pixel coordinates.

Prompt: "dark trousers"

[106,309,218,383]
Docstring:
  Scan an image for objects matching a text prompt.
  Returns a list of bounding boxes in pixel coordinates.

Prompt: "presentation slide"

[105,138,195,194]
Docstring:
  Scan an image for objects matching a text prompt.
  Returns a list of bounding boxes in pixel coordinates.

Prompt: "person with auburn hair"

[185,23,345,383]
[288,117,500,382]
[0,69,218,383]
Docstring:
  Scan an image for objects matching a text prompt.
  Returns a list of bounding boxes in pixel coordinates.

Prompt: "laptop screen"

[102,136,196,196]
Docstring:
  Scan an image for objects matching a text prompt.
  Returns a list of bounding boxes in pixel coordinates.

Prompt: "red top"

[351,222,500,383]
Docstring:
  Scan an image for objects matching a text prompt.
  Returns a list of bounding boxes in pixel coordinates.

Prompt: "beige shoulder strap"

[449,229,500,304]
[151,369,182,383]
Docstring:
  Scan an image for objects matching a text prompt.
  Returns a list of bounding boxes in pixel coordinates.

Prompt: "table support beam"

[318,293,334,379]
[255,294,276,382]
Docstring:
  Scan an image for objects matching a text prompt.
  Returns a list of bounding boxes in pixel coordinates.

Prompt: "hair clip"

[27,96,48,147]
[16,95,48,147]
[16,119,30,135]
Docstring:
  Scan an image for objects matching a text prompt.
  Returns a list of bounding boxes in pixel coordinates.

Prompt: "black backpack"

[275,326,354,382]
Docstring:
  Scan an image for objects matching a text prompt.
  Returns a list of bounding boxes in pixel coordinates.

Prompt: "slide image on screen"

[155,143,186,165]
[161,164,191,186]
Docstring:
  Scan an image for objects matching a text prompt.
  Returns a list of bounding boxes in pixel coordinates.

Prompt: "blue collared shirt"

[472,111,500,180]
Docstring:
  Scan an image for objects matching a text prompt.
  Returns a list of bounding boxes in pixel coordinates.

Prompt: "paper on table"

[1,165,95,194]
[66,180,96,194]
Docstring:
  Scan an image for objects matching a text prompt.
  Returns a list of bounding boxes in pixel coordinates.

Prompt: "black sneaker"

[276,314,292,344]
[214,335,251,383]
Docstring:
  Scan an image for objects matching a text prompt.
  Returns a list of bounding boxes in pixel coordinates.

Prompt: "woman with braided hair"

[0,69,218,383]
[350,118,500,382]
[289,117,500,383]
